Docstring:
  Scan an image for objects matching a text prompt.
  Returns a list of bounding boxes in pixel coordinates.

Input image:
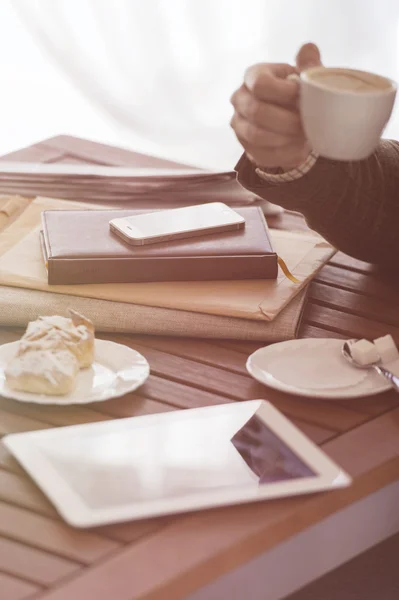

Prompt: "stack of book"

[0,183,334,341]
[0,162,258,207]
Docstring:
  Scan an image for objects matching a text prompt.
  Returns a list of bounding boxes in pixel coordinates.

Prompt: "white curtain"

[11,0,399,168]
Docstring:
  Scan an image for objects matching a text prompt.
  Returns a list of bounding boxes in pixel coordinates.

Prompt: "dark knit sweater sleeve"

[235,140,399,267]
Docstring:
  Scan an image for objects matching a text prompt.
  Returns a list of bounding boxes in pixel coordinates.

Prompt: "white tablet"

[4,400,351,528]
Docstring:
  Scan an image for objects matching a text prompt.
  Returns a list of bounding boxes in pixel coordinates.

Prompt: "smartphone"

[109,202,245,245]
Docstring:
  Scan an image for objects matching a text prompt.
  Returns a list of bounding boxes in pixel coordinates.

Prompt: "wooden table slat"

[92,394,176,419]
[336,391,398,416]
[0,470,58,519]
[0,441,23,475]
[129,335,249,375]
[304,303,399,344]
[299,324,347,340]
[97,517,169,545]
[211,340,266,355]
[309,282,399,327]
[123,338,293,400]
[136,374,234,410]
[330,252,381,274]
[0,500,120,564]
[0,537,80,587]
[316,264,399,302]
[0,396,111,428]
[0,571,40,600]
[289,419,335,445]
[0,410,52,436]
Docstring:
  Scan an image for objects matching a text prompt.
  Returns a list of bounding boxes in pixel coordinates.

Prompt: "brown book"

[41,207,278,285]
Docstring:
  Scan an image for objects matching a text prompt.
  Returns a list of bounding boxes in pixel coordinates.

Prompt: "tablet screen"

[32,407,315,510]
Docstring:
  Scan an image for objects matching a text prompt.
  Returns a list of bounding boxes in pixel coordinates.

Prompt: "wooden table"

[0,136,399,600]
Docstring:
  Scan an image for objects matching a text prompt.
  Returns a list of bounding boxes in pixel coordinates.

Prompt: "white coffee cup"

[298,66,397,161]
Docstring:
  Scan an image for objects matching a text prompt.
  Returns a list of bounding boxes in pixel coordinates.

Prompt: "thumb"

[296,43,322,72]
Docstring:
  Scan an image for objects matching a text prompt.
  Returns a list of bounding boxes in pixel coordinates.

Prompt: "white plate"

[246,338,399,399]
[0,339,150,405]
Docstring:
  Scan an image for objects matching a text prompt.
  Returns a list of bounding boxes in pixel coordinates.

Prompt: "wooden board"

[0,135,398,599]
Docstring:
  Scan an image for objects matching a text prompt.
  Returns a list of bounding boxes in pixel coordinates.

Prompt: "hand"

[230,43,322,169]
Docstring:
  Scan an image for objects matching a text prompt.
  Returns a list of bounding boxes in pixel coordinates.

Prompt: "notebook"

[40,207,278,285]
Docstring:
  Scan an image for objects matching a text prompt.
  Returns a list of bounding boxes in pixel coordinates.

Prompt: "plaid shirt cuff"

[255,151,319,184]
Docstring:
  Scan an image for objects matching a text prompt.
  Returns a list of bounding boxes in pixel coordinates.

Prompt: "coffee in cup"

[298,67,397,160]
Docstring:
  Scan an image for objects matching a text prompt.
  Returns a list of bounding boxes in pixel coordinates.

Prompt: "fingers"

[230,112,302,148]
[231,113,310,168]
[296,42,322,72]
[244,63,299,105]
[231,85,302,136]
[230,57,316,168]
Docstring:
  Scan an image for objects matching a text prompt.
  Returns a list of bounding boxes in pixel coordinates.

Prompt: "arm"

[236,140,399,267]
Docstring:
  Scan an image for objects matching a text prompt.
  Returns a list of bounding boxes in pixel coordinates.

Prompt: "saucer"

[0,339,150,405]
[246,338,399,399]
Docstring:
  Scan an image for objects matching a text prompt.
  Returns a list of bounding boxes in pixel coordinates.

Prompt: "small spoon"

[342,339,399,393]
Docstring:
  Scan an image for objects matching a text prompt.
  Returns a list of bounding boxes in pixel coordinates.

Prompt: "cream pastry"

[5,349,79,396]
[5,310,95,396]
[18,310,95,368]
